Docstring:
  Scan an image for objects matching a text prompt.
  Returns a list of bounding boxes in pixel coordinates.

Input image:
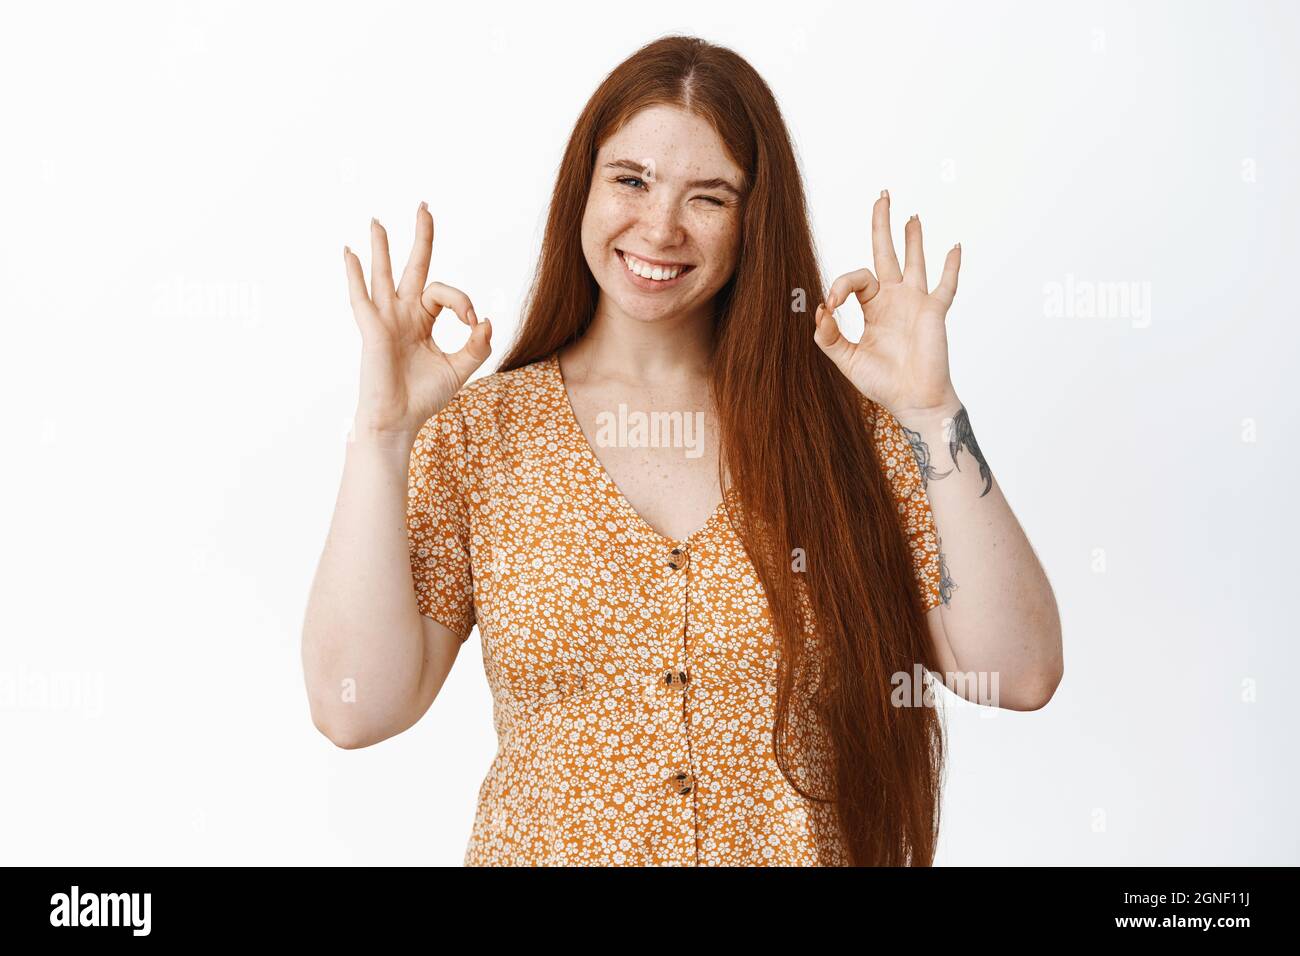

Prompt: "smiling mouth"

[616,249,695,282]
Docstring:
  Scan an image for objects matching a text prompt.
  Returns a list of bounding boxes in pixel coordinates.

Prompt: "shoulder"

[448,355,554,414]
[419,354,557,454]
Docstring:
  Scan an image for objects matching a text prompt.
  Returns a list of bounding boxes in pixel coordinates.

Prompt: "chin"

[618,298,682,321]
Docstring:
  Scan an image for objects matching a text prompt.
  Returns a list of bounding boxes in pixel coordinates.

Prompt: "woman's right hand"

[344,202,492,440]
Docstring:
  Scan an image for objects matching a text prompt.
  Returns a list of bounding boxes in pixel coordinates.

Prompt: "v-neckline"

[546,351,732,549]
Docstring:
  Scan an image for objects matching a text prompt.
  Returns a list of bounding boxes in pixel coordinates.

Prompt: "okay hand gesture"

[813,191,961,419]
[344,203,492,439]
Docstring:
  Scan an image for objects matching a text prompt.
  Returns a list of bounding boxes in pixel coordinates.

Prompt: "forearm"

[893,398,1063,708]
[301,429,426,744]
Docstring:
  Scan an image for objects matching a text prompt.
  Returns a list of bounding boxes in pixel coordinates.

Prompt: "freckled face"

[580,104,744,323]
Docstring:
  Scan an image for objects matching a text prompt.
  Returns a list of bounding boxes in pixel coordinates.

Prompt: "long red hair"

[497,34,945,866]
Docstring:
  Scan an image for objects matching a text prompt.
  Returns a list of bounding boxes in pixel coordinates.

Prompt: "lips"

[614,250,696,292]
[617,249,694,270]
[615,249,696,286]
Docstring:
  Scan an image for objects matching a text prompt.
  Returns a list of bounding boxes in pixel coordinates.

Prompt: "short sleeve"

[862,396,945,613]
[406,398,477,642]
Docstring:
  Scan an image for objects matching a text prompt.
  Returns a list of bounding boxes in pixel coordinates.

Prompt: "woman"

[302,34,1063,866]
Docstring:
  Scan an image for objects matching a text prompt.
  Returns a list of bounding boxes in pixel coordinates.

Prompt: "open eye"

[615,176,647,190]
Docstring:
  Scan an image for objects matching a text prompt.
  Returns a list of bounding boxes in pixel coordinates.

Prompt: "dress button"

[665,770,694,795]
[666,546,689,570]
[663,668,689,690]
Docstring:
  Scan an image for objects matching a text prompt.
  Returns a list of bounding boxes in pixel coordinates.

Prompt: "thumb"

[445,316,493,383]
[813,303,853,370]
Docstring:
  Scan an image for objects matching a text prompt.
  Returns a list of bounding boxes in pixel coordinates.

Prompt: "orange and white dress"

[406,352,943,866]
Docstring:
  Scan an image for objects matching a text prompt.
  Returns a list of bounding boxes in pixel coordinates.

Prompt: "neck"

[562,296,715,386]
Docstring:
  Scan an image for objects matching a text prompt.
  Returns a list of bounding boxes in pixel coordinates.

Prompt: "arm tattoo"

[947,406,993,498]
[903,425,957,605]
[901,424,953,489]
[937,534,956,607]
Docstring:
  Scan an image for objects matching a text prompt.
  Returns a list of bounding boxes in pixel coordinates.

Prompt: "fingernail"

[343,244,351,256]
[371,216,380,227]
[418,201,427,212]
[910,214,918,222]
[881,189,889,200]
[468,307,478,325]
[954,242,961,250]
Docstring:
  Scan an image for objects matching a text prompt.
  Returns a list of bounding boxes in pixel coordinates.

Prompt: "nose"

[640,192,686,249]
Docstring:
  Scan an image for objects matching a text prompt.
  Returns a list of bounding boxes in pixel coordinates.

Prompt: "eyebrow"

[604,158,744,198]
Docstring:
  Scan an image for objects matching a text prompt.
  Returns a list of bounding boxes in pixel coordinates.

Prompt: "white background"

[2,0,1296,865]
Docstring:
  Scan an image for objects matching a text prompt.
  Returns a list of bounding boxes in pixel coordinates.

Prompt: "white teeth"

[621,252,684,281]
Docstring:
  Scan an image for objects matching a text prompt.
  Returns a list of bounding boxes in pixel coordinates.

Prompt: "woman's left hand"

[813,191,962,419]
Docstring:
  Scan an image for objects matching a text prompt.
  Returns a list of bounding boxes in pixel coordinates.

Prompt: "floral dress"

[406,352,943,865]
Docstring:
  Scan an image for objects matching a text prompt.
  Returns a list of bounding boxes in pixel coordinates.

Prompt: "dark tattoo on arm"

[947,406,993,498]
[902,425,957,606]
[937,533,956,607]
[901,424,953,489]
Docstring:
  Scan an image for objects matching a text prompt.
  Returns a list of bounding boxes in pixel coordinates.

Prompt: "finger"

[931,243,961,310]
[903,214,927,290]
[397,202,434,300]
[344,245,384,341]
[872,190,903,284]
[813,303,855,370]
[824,267,879,318]
[343,245,372,314]
[420,280,478,328]
[369,217,396,308]
[444,316,494,381]
[340,243,377,317]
